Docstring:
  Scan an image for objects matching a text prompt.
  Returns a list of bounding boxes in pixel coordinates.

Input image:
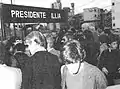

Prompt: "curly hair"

[63,40,86,64]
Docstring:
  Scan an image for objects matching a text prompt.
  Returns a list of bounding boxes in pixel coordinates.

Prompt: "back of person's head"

[62,40,86,64]
[6,36,21,50]
[81,23,90,31]
[83,30,94,41]
[5,36,22,55]
[13,43,26,53]
[104,28,111,35]
[108,34,119,44]
[25,31,47,49]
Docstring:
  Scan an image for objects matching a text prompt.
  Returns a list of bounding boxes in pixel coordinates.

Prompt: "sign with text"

[1,3,68,23]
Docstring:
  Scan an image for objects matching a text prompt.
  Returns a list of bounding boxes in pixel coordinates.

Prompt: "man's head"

[81,23,90,32]
[81,23,95,32]
[108,34,119,49]
[24,31,47,54]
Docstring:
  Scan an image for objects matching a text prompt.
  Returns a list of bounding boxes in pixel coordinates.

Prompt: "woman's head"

[62,40,86,64]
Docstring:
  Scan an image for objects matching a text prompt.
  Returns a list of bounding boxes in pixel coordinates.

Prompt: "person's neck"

[31,46,46,55]
[66,61,82,74]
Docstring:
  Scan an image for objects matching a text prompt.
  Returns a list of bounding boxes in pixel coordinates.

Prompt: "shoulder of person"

[84,62,102,75]
[7,66,21,72]
[49,52,61,65]
[47,51,59,59]
[0,65,22,77]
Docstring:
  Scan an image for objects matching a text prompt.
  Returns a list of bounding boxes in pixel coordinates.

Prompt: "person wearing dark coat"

[13,42,29,69]
[23,31,61,89]
[4,36,21,66]
[98,34,120,86]
[82,30,100,66]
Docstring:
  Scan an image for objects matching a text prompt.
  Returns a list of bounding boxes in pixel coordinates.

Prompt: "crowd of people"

[0,23,120,89]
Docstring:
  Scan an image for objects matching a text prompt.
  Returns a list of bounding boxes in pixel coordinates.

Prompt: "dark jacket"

[99,49,120,73]
[14,52,29,69]
[83,40,100,66]
[22,51,61,89]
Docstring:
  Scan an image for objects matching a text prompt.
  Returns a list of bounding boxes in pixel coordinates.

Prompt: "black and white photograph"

[0,0,120,89]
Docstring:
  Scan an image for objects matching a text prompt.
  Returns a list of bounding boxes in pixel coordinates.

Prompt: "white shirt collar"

[31,46,46,56]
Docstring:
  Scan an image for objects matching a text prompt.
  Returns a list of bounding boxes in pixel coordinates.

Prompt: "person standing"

[99,34,120,86]
[23,31,61,89]
[61,40,107,89]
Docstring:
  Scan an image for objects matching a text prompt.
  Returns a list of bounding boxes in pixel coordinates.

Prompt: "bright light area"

[1,0,111,14]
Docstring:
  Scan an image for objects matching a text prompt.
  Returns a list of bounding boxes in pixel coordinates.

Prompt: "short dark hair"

[108,34,119,44]
[13,43,26,52]
[6,36,21,51]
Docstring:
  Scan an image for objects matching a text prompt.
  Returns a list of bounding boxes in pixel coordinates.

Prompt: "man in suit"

[23,31,61,89]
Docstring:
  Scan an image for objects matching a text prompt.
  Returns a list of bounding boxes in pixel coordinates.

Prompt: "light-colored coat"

[0,64,22,89]
[61,62,107,89]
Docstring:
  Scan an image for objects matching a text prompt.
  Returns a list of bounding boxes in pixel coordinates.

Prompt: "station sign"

[1,3,68,23]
